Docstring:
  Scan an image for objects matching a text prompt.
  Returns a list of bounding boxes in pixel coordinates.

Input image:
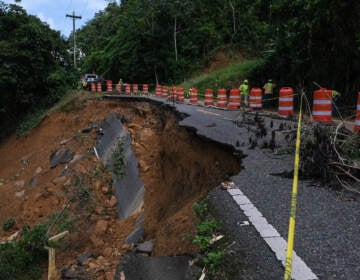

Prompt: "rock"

[14,180,25,189]
[53,176,67,186]
[82,126,93,133]
[105,271,115,280]
[64,179,72,188]
[95,206,104,215]
[78,252,93,266]
[107,196,117,207]
[29,177,37,187]
[50,149,74,168]
[88,262,98,269]
[121,243,133,251]
[94,180,102,191]
[101,186,109,194]
[90,234,104,247]
[35,166,43,175]
[15,190,25,197]
[103,247,113,257]
[136,241,153,254]
[94,220,108,235]
[61,268,78,279]
[70,153,85,164]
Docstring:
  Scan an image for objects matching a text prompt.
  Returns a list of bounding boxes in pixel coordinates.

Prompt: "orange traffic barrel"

[204,89,213,106]
[143,84,149,95]
[217,88,227,107]
[162,86,168,98]
[132,84,138,94]
[355,92,360,132]
[228,88,240,109]
[169,86,177,101]
[97,82,102,93]
[155,84,162,96]
[125,84,131,94]
[312,88,332,122]
[249,88,262,109]
[90,83,96,93]
[278,87,294,115]
[176,87,184,102]
[115,83,121,92]
[106,80,112,92]
[190,88,198,104]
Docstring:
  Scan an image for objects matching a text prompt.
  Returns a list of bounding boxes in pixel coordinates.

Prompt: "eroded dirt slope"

[0,93,240,279]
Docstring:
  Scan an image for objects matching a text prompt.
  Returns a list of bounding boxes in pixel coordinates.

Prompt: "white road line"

[227,187,318,280]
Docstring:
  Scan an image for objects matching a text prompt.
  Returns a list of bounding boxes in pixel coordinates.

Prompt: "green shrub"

[197,219,221,234]
[0,223,48,279]
[204,251,223,270]
[2,218,15,231]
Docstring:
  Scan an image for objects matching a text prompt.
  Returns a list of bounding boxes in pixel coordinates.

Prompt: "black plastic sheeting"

[115,253,200,280]
[96,113,145,219]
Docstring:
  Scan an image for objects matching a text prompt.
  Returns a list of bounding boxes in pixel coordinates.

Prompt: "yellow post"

[284,93,303,280]
[45,246,56,280]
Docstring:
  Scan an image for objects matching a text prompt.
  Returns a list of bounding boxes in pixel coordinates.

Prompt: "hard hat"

[268,79,273,82]
[244,79,248,83]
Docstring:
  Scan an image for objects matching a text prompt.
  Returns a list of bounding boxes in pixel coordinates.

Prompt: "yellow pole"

[284,93,303,280]
[45,246,56,280]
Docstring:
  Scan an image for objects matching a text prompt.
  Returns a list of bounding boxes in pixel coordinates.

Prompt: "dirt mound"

[0,94,240,278]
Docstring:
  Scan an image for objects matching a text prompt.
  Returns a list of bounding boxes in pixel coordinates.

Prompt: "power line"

[66,11,82,68]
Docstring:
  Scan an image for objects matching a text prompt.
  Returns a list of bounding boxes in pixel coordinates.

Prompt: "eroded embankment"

[122,102,241,255]
[0,95,241,278]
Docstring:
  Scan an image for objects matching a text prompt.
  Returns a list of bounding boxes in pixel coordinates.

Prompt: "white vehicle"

[84,74,99,83]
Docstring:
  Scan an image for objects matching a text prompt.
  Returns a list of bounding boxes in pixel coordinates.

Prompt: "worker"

[331,90,341,113]
[263,79,276,107]
[118,78,124,92]
[239,79,249,109]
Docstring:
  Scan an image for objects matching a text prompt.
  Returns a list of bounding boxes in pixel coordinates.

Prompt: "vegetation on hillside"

[0,1,77,137]
[75,0,360,104]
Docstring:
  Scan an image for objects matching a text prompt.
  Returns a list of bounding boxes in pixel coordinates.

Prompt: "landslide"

[0,92,240,279]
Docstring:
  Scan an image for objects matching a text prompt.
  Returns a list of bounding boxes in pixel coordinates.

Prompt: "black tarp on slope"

[96,112,145,219]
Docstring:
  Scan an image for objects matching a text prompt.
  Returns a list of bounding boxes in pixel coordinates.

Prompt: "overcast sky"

[3,0,109,37]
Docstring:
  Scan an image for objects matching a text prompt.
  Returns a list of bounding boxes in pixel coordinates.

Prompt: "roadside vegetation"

[0,212,74,280]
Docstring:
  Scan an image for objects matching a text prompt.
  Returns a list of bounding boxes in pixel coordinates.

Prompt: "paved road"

[107,95,360,279]
[163,99,360,280]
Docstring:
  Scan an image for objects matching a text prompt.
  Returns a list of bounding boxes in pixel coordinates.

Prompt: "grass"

[179,59,260,97]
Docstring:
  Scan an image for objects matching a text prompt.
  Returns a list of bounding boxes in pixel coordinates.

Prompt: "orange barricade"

[169,86,177,101]
[90,83,96,93]
[125,84,131,94]
[249,88,262,110]
[190,88,198,104]
[228,88,240,109]
[176,87,184,102]
[278,87,294,116]
[204,89,213,106]
[106,80,112,92]
[143,84,149,95]
[355,92,360,132]
[217,88,227,107]
[162,86,168,98]
[312,88,332,122]
[132,84,138,94]
[97,82,102,93]
[156,85,162,97]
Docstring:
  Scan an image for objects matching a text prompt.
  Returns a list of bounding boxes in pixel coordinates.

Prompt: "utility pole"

[66,11,82,68]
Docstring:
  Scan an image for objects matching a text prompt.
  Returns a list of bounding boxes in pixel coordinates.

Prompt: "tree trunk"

[229,0,236,40]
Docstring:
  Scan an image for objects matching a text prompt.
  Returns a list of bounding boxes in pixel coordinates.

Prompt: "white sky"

[3,0,110,37]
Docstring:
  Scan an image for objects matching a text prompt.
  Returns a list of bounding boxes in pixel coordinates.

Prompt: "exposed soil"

[0,92,240,279]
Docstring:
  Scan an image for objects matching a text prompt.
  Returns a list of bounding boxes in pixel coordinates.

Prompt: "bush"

[2,218,15,231]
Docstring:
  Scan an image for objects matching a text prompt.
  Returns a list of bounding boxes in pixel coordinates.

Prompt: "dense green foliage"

[76,0,360,102]
[75,0,268,84]
[0,1,76,136]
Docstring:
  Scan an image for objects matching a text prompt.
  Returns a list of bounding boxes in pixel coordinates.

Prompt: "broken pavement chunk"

[50,149,74,168]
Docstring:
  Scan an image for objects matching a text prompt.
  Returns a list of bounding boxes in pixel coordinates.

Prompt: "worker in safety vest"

[239,79,249,109]
[263,79,276,107]
[118,78,124,92]
[331,90,341,113]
